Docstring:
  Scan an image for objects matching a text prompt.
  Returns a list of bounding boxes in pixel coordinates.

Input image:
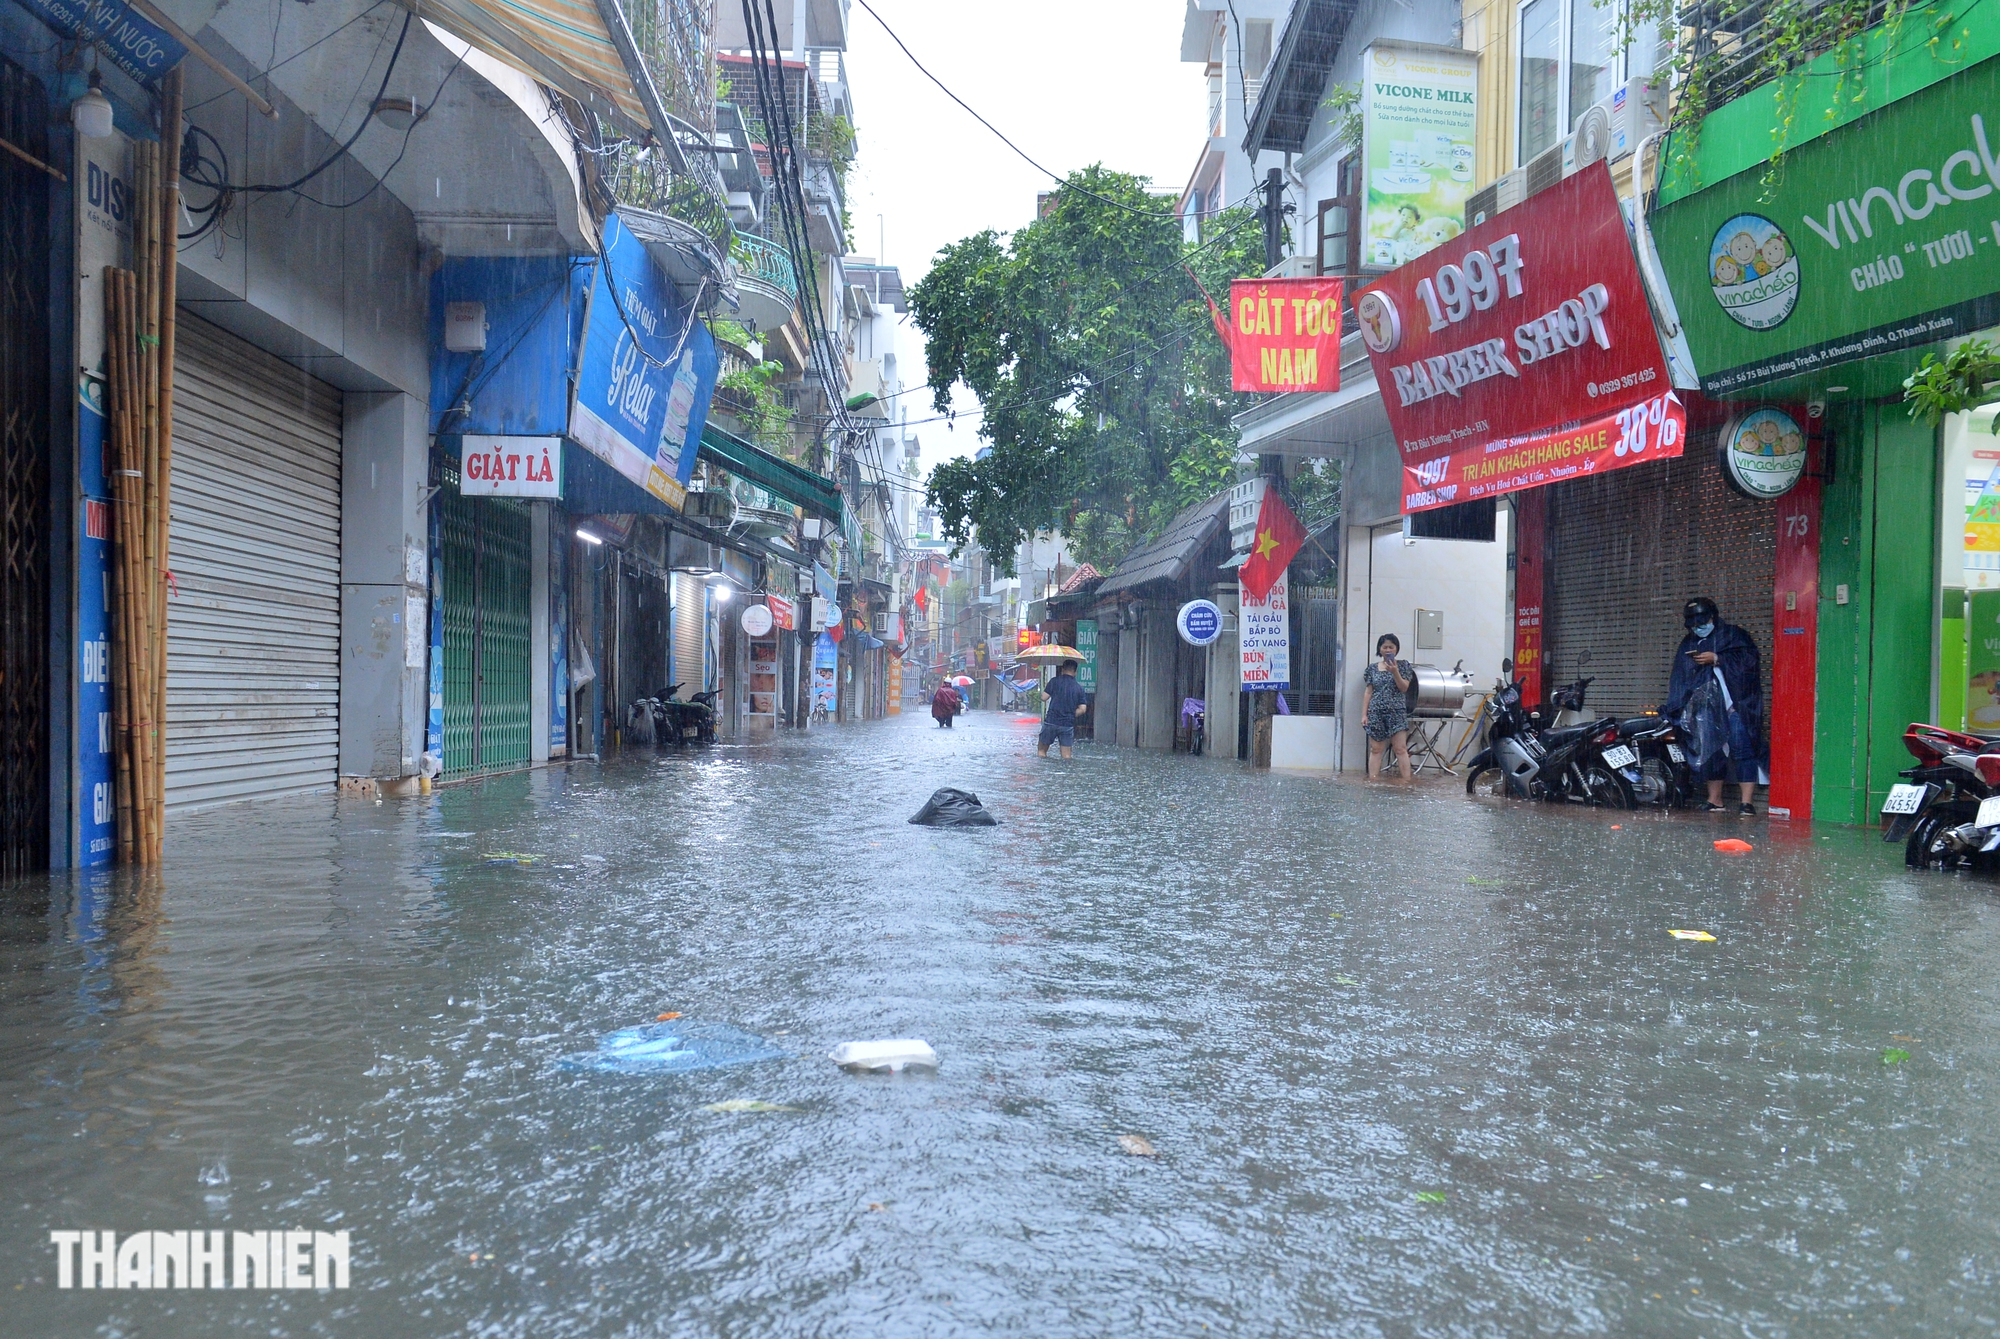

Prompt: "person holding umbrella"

[1017,644,1090,759]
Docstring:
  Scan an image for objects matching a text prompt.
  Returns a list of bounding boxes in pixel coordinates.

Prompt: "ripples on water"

[4,711,2000,1336]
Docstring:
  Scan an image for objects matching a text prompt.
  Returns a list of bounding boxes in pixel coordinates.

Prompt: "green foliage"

[716,353,794,453]
[1320,82,1364,155]
[907,165,1266,576]
[1904,337,2000,428]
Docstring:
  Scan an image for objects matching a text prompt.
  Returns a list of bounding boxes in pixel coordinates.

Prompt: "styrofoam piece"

[828,1039,937,1073]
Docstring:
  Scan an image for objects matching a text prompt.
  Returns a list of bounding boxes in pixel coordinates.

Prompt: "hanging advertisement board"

[1240,572,1291,690]
[460,436,561,497]
[1354,164,1677,512]
[813,633,839,712]
[1360,43,1478,270]
[569,213,719,511]
[1223,277,1345,392]
[1075,618,1098,692]
[1650,58,2000,396]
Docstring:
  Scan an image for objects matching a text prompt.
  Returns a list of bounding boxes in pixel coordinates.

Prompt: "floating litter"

[829,1039,937,1073]
[1882,1048,1911,1066]
[1669,929,1717,942]
[483,851,545,865]
[1117,1134,1158,1157]
[1713,839,1754,853]
[558,1022,786,1075]
[908,788,998,827]
[1415,1191,1448,1203]
[702,1100,800,1113]
[656,1011,683,1021]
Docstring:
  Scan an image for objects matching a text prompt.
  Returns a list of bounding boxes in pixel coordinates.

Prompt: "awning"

[697,424,844,523]
[1096,492,1231,597]
[395,0,650,136]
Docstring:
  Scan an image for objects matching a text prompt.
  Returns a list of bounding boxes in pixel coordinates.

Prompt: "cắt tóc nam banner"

[1225,277,1344,392]
[570,212,719,511]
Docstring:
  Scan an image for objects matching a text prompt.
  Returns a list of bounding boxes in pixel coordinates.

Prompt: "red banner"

[1402,390,1685,512]
[1226,277,1343,393]
[767,594,795,630]
[1354,164,1669,480]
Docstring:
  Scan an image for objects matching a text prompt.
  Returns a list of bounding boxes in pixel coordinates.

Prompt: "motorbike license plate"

[1601,744,1638,769]
[1666,744,1685,764]
[1979,795,2000,829]
[1881,784,1928,816]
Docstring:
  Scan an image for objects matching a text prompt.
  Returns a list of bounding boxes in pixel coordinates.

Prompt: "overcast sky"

[838,1,1209,473]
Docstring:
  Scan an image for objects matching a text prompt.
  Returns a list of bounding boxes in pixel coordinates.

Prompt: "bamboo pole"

[105,269,136,863]
[155,67,182,856]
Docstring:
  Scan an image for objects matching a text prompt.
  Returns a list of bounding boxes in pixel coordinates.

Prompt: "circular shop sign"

[740,603,774,636]
[1719,406,1808,500]
[1709,213,1799,330]
[1177,599,1223,646]
[1356,289,1402,354]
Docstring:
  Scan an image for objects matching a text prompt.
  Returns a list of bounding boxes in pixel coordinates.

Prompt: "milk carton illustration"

[657,351,701,475]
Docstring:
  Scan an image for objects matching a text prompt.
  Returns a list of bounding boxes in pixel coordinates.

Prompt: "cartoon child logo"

[1709,214,1798,330]
[1720,406,1808,499]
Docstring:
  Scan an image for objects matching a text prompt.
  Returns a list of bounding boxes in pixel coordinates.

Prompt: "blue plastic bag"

[557,1022,787,1075]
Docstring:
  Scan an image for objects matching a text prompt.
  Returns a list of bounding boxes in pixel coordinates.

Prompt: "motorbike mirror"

[1577,650,1593,668]
[1501,657,1514,674]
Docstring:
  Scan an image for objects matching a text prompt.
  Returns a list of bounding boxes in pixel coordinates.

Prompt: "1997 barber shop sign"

[1353,164,1683,513]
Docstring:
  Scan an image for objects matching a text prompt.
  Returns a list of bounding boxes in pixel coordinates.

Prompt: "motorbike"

[1884,723,2000,869]
[649,684,719,747]
[1463,661,1636,807]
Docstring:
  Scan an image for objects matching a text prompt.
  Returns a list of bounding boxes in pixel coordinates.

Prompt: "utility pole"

[1261,167,1285,272]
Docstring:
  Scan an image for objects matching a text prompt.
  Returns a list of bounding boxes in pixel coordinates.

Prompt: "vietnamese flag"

[1238,488,1305,601]
[914,586,929,613]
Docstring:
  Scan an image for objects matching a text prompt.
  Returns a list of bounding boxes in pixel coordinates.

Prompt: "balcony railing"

[733,231,799,300]
[1679,0,1902,109]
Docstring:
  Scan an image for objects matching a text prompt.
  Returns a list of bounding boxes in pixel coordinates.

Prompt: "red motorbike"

[1884,724,2000,869]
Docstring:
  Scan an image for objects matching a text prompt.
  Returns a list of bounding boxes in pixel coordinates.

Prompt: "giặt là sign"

[1650,57,2000,395]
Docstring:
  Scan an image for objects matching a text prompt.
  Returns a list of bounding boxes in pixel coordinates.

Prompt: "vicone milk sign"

[1353,164,1679,511]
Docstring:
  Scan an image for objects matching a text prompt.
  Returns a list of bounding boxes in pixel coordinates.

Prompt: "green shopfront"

[1649,2,2000,823]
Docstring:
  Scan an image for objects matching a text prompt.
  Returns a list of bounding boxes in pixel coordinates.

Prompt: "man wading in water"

[1037,661,1090,760]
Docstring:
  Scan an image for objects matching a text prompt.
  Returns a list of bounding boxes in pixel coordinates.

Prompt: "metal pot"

[1408,665,1475,718]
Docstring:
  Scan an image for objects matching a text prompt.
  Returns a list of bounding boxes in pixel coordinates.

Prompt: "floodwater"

[4,712,2000,1338]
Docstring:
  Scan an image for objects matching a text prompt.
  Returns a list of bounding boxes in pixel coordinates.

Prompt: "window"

[1242,19,1274,101]
[1517,0,1666,163]
[1317,159,1360,280]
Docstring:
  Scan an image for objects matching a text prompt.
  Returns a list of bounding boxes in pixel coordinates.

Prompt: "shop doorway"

[0,56,49,875]
[439,489,533,775]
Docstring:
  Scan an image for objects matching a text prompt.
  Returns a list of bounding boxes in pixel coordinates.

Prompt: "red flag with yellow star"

[1238,488,1305,601]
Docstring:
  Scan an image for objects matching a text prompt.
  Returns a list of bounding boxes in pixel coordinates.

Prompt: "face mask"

[1692,622,1715,638]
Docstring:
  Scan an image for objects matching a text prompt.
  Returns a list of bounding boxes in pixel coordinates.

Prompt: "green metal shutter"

[440,485,533,776]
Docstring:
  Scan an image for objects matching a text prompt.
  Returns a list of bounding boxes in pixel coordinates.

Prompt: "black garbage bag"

[908,787,999,827]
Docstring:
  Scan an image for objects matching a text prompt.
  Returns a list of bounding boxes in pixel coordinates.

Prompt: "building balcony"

[728,232,800,334]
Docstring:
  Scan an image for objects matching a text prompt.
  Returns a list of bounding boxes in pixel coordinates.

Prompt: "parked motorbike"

[1463,662,1636,807]
[650,684,719,747]
[1548,664,1694,807]
[1884,723,2000,869]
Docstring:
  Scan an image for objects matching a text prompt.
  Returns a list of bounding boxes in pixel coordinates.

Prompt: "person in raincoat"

[1662,596,1762,814]
[931,681,961,728]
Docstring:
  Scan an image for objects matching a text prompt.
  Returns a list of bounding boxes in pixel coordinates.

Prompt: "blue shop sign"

[569,213,718,511]
[19,0,184,88]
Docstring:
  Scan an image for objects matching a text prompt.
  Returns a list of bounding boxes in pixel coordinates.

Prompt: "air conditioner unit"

[684,490,736,524]
[873,613,890,634]
[1562,77,1668,176]
[1465,169,1526,229]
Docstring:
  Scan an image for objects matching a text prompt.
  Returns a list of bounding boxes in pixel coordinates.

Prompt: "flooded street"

[6,713,2000,1337]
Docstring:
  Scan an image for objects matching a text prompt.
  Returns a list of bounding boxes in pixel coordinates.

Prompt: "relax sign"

[1652,59,2000,395]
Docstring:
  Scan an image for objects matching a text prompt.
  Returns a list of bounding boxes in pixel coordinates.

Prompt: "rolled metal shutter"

[672,572,705,691]
[1543,424,1775,717]
[166,315,342,810]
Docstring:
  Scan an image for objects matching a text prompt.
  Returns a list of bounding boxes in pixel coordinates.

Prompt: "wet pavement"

[5,710,2000,1336]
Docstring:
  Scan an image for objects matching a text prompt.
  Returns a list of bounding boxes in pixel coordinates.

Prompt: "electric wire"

[852,0,1189,220]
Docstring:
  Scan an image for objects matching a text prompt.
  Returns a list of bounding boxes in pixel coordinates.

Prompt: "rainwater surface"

[3,711,2000,1337]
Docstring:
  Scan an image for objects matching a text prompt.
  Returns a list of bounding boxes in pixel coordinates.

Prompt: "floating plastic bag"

[1669,929,1717,941]
[908,788,998,827]
[1713,839,1754,853]
[558,1021,787,1075]
[829,1039,938,1073]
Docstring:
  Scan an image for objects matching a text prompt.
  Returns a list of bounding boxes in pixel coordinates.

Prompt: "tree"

[908,165,1266,575]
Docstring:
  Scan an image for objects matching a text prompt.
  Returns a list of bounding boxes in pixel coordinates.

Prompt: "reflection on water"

[4,712,2000,1336]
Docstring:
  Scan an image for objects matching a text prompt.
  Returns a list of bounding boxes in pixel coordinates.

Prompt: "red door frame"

[1513,490,1546,708]
[1767,428,1824,821]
